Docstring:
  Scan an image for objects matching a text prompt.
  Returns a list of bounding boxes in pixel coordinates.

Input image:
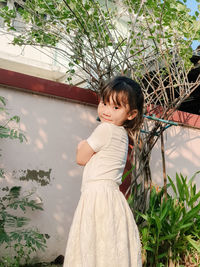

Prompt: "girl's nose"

[103,106,111,117]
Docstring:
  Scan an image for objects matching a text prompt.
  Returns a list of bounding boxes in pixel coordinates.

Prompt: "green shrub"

[0,186,50,267]
[129,172,200,266]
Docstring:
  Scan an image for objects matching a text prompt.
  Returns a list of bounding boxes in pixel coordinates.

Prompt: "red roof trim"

[0,68,99,106]
[171,110,200,129]
[0,68,199,129]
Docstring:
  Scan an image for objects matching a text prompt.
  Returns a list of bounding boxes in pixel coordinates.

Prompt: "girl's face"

[98,93,138,126]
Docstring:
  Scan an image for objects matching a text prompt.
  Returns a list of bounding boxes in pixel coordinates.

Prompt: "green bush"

[129,172,200,266]
[0,186,50,267]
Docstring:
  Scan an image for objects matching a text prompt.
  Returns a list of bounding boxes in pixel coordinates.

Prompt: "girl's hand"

[76,140,95,166]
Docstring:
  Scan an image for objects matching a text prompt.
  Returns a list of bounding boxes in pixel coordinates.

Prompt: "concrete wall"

[0,85,200,262]
[0,27,67,82]
[0,86,98,262]
[151,126,200,190]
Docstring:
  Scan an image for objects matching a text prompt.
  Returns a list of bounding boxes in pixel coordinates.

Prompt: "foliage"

[0,96,26,178]
[0,97,49,266]
[0,0,199,87]
[132,172,200,266]
[0,186,49,267]
[0,0,200,211]
[0,96,26,142]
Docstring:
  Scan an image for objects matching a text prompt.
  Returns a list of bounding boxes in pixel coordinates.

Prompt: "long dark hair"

[100,76,144,137]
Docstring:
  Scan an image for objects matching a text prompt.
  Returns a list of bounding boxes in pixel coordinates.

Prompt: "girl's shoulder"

[104,122,127,133]
[98,122,125,129]
[97,122,127,134]
[96,123,127,140]
[93,122,112,131]
[87,123,112,152]
[88,122,128,152]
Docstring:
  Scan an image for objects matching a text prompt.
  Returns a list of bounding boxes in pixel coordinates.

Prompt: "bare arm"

[76,140,95,166]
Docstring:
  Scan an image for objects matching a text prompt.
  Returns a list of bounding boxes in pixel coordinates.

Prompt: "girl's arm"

[76,140,95,166]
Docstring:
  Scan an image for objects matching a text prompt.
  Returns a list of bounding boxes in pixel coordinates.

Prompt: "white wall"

[0,30,67,82]
[0,86,98,262]
[151,126,200,190]
[0,86,200,262]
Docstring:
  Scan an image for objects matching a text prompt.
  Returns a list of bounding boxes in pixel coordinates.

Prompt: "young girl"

[64,76,144,267]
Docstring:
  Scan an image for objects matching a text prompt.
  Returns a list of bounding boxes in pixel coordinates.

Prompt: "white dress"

[64,122,142,267]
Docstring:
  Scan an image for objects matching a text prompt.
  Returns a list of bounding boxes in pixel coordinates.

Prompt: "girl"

[64,76,144,267]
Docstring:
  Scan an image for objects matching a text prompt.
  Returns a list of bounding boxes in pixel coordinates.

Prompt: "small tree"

[0,0,200,212]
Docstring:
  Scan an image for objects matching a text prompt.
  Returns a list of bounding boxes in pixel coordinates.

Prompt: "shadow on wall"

[151,125,200,190]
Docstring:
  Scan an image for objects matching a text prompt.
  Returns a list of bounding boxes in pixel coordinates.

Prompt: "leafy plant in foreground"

[131,172,200,266]
[0,186,49,267]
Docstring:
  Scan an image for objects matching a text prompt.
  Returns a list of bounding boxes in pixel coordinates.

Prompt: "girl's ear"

[127,109,138,120]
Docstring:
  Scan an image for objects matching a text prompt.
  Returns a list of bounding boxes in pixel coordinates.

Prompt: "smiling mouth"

[102,116,112,122]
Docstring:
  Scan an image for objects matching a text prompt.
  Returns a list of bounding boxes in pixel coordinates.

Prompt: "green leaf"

[157,251,168,259]
[140,213,149,221]
[144,245,154,252]
[9,186,21,198]
[180,173,189,201]
[19,204,26,212]
[186,236,200,253]
[159,233,177,241]
[122,165,135,182]
[179,222,193,230]
[0,168,5,178]
[160,199,170,221]
[188,191,200,207]
[181,202,200,223]
[167,175,177,195]
[0,126,10,138]
[16,217,29,227]
[176,173,184,201]
[0,96,6,106]
[0,231,10,244]
[188,171,200,187]
[154,214,161,233]
[10,115,20,123]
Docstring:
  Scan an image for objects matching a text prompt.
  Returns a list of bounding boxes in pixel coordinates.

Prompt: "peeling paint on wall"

[13,169,52,186]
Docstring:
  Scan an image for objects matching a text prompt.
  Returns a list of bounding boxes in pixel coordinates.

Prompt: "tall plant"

[134,172,200,266]
[0,0,200,211]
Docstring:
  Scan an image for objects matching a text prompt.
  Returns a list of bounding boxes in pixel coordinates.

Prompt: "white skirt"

[64,180,142,267]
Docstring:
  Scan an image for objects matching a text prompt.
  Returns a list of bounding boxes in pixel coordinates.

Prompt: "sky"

[184,0,200,50]
[185,0,199,15]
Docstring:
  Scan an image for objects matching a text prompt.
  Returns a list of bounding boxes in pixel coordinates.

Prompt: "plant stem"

[161,131,167,199]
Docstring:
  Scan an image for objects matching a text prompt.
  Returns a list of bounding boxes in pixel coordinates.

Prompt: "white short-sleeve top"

[82,122,128,186]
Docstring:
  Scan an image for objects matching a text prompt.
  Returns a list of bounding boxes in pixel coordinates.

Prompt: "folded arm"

[76,140,95,166]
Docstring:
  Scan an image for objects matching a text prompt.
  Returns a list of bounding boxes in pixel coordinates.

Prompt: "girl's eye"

[100,100,106,105]
[114,106,119,110]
